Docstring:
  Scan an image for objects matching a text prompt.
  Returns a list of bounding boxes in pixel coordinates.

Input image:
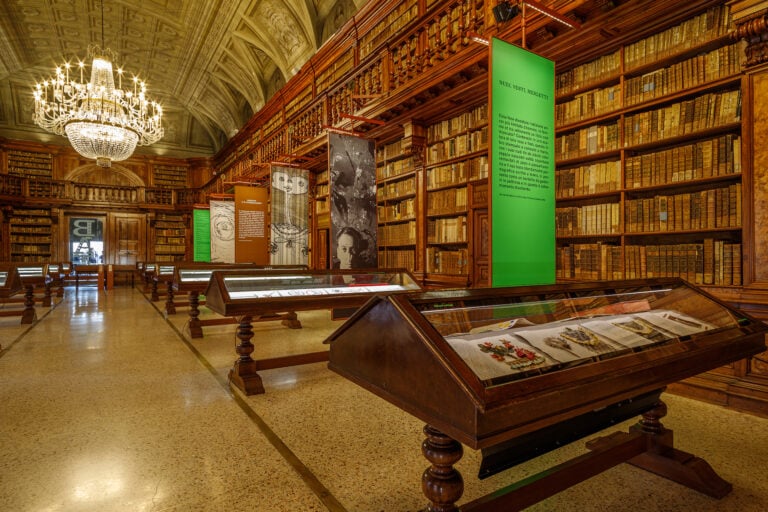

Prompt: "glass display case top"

[220,270,420,299]
[17,265,46,278]
[417,282,747,386]
[156,264,175,276]
[0,271,7,287]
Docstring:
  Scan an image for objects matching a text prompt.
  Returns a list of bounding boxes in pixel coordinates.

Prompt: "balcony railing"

[0,174,201,208]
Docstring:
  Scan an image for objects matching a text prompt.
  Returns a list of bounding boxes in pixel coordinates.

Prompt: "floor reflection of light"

[70,463,124,503]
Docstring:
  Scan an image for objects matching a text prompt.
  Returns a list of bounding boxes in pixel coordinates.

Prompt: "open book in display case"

[326,278,768,511]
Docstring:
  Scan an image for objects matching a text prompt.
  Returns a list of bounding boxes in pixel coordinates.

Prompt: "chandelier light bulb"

[32,45,163,168]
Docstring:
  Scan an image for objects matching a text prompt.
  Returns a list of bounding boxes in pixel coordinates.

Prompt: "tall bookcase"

[153,213,187,261]
[423,103,488,283]
[554,4,744,287]
[376,139,418,270]
[9,207,54,262]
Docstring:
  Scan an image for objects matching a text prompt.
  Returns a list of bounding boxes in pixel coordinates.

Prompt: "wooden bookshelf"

[8,150,53,179]
[423,104,487,281]
[554,4,744,287]
[153,164,188,189]
[154,213,187,262]
[376,140,419,270]
[9,207,53,262]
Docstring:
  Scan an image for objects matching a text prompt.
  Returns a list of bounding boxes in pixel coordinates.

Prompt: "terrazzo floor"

[1,285,767,511]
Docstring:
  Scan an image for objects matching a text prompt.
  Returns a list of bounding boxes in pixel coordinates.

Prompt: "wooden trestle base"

[422,400,731,512]
[186,291,302,338]
[227,313,326,395]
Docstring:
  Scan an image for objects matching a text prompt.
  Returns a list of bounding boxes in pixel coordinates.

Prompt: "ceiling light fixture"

[32,0,163,167]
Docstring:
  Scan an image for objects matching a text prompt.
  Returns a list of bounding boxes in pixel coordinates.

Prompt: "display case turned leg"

[188,291,203,338]
[43,283,52,307]
[228,315,265,395]
[21,284,36,324]
[627,399,732,498]
[165,281,176,315]
[422,424,464,512]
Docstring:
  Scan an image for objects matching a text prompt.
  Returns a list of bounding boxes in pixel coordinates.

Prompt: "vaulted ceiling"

[0,0,366,159]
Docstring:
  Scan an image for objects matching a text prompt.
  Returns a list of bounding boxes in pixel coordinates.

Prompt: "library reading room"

[2,0,768,510]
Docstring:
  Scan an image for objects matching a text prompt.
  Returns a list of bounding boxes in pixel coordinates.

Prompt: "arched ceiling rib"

[0,0,357,158]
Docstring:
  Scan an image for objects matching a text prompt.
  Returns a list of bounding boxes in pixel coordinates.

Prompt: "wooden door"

[473,209,489,287]
[108,213,146,265]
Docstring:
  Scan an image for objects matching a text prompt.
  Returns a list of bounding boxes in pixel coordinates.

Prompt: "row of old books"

[556,203,621,236]
[427,187,468,216]
[377,248,415,269]
[624,241,741,285]
[378,220,416,246]
[557,240,742,286]
[556,85,621,126]
[556,243,623,280]
[623,89,741,146]
[427,215,467,244]
[378,198,416,223]
[556,160,621,198]
[377,176,416,200]
[556,122,620,161]
[625,42,745,107]
[426,127,488,165]
[377,156,417,180]
[427,161,469,189]
[624,4,731,71]
[625,134,740,188]
[555,50,621,97]
[426,247,468,275]
[625,184,741,233]
[427,104,488,141]
[358,0,418,59]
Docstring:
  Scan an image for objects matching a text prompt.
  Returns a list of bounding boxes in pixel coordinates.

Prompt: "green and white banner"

[490,38,556,286]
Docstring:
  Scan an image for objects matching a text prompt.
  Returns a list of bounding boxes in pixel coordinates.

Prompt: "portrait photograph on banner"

[328,132,377,269]
[269,165,309,266]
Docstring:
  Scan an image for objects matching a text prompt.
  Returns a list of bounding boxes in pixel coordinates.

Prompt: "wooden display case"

[172,263,305,337]
[327,278,768,510]
[0,264,22,296]
[204,268,422,395]
[0,264,24,329]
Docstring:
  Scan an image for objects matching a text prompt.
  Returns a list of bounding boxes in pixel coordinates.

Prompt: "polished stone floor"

[1,285,767,511]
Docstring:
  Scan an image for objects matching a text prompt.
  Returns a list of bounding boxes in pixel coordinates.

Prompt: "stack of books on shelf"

[427,188,468,215]
[378,221,416,245]
[556,50,621,96]
[624,42,745,107]
[377,248,415,270]
[378,198,416,222]
[625,134,740,187]
[625,184,741,232]
[623,241,741,285]
[623,89,741,146]
[556,123,620,160]
[426,247,468,275]
[556,204,621,236]
[623,4,732,71]
[427,216,467,244]
[556,160,621,197]
[557,243,623,280]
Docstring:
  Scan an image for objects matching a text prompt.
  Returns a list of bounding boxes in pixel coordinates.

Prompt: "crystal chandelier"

[32,6,163,168]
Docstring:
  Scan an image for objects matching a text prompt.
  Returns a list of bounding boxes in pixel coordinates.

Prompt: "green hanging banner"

[490,38,556,286]
[193,208,211,262]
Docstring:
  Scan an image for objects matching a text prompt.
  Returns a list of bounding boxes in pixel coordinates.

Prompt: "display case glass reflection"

[418,283,740,387]
[219,271,421,299]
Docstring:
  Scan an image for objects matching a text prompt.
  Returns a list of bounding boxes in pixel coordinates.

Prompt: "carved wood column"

[731,1,768,286]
